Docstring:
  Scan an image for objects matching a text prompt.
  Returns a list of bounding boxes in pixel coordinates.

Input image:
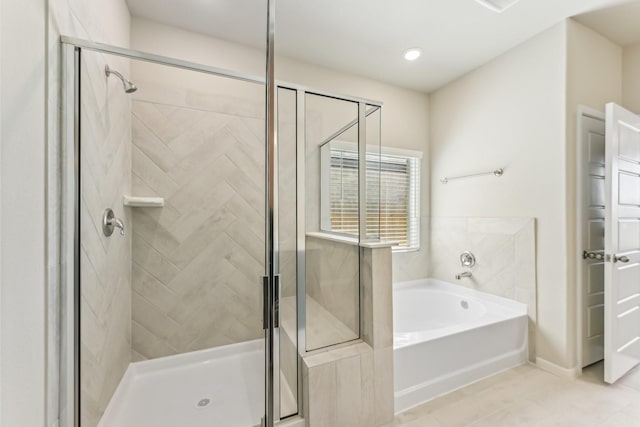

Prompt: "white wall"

[130,17,431,282]
[429,23,570,367]
[565,18,622,369]
[623,43,640,114]
[1,1,47,426]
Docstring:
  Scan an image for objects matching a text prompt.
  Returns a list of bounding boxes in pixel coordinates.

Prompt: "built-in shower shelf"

[123,195,165,208]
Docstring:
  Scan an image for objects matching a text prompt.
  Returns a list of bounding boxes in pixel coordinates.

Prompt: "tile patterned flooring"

[388,362,640,427]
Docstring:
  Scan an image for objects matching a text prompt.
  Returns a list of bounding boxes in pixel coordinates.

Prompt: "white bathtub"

[393,278,528,413]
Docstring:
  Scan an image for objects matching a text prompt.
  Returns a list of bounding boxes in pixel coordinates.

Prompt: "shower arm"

[105,65,137,93]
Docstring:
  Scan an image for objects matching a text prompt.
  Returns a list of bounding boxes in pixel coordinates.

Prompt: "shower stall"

[60,22,383,427]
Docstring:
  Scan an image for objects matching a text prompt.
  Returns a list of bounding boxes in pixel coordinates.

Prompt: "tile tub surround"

[387,362,640,427]
[80,51,133,427]
[130,82,267,360]
[429,217,537,361]
[392,215,430,283]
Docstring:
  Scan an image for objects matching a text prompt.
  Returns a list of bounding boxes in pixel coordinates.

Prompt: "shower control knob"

[460,251,476,267]
[102,208,125,237]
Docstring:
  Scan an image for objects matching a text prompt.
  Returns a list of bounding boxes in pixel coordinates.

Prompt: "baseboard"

[276,416,304,427]
[535,357,580,379]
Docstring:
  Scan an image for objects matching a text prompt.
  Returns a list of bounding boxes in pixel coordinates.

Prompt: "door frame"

[576,105,605,374]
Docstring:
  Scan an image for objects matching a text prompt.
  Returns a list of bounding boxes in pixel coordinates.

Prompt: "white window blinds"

[328,150,359,234]
[323,146,421,251]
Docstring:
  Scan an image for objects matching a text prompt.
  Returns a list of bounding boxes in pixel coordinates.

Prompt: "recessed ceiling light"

[403,48,422,61]
[475,0,520,13]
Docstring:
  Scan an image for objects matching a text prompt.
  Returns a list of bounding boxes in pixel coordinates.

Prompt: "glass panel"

[305,92,360,351]
[78,28,270,425]
[316,105,382,241]
[277,86,298,417]
[366,106,382,240]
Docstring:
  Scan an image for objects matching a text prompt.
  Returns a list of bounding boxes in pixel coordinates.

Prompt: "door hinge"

[584,251,631,263]
[583,250,605,261]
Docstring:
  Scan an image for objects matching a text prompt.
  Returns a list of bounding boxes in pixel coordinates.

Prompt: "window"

[320,142,421,252]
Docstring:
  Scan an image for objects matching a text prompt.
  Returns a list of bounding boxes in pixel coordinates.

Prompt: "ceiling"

[126,0,635,93]
[574,1,640,46]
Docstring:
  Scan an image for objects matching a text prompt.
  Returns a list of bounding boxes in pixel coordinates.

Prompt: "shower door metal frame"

[59,36,381,107]
[60,32,382,427]
[264,0,278,423]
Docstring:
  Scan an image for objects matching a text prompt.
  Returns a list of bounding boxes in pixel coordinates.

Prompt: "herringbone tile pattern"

[80,52,132,427]
[131,99,267,360]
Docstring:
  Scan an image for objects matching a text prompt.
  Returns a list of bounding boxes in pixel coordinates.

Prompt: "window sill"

[392,246,420,254]
[306,232,398,249]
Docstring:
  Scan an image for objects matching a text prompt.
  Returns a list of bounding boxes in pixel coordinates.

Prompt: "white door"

[604,102,640,384]
[579,111,606,367]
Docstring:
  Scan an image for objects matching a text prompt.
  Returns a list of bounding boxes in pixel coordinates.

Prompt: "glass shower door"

[276,87,300,419]
[64,1,288,424]
[74,48,272,427]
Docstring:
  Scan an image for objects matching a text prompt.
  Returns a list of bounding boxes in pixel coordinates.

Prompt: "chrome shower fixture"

[460,251,476,267]
[105,65,137,93]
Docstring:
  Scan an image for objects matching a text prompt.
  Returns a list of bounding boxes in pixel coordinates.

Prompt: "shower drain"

[196,398,212,409]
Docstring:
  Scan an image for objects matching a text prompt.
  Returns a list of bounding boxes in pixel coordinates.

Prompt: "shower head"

[105,65,137,93]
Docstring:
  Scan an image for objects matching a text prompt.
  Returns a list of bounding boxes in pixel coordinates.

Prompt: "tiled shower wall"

[129,81,268,360]
[430,217,537,360]
[79,52,132,427]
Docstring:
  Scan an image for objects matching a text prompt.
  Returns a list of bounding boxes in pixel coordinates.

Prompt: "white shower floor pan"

[99,339,265,427]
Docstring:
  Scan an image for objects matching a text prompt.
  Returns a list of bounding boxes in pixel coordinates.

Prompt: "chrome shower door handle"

[261,274,280,330]
[273,274,280,329]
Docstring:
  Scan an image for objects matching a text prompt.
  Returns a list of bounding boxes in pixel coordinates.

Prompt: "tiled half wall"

[430,217,537,361]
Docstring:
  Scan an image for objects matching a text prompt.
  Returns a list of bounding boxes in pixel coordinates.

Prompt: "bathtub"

[393,278,528,413]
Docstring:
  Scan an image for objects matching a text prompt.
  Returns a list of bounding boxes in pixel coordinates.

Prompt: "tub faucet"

[456,271,472,280]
